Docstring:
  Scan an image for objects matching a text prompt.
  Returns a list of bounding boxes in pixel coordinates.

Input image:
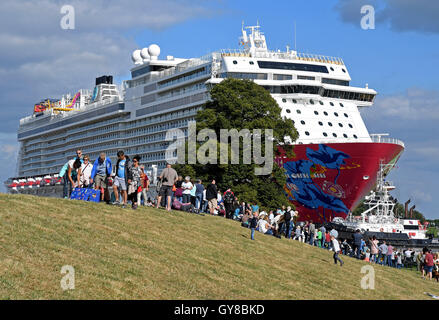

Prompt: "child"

[330,235,344,266]
[365,249,370,262]
[249,213,258,240]
[396,253,403,269]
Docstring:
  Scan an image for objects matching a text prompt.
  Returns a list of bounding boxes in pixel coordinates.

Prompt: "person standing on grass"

[352,229,363,259]
[370,236,379,264]
[249,212,258,240]
[90,152,112,202]
[195,180,204,211]
[378,241,388,266]
[181,176,193,204]
[206,179,217,215]
[387,243,394,267]
[320,225,326,248]
[308,220,315,246]
[127,155,142,210]
[330,235,344,267]
[423,248,434,280]
[137,166,149,206]
[156,163,178,211]
[113,151,131,208]
[78,155,92,188]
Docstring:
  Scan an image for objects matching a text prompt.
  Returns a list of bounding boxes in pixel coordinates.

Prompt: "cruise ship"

[6,24,404,223]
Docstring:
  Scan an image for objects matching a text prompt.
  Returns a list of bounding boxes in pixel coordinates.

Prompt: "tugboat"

[325,162,439,250]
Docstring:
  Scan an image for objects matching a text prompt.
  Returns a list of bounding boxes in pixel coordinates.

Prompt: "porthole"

[344,113,348,118]
[342,68,346,73]
[330,67,334,71]
[314,111,319,115]
[297,109,301,114]
[286,109,291,113]
[292,120,295,124]
[300,120,305,125]
[353,134,358,139]
[343,134,348,138]
[282,98,287,103]
[333,133,337,137]
[249,61,254,65]
[348,124,353,128]
[292,99,297,104]
[334,112,339,117]
[318,121,323,126]
[305,131,310,136]
[323,132,328,137]
[340,103,344,107]
[330,102,334,106]
[339,123,343,127]
[319,101,324,105]
[233,60,238,64]
[328,122,333,127]
[323,111,328,116]
[310,99,314,105]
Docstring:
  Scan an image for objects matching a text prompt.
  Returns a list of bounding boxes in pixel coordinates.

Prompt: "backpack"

[172,198,182,210]
[224,191,234,203]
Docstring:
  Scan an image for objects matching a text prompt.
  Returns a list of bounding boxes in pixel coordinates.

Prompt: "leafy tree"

[174,78,298,210]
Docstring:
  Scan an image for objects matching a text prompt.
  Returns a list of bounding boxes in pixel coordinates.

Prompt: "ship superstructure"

[8,24,404,224]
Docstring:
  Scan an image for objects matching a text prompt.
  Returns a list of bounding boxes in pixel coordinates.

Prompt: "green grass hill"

[0,194,437,299]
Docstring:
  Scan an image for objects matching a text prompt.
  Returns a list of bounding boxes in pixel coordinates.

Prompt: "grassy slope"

[0,193,437,300]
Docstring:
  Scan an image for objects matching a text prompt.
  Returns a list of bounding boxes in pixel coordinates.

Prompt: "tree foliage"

[174,78,298,210]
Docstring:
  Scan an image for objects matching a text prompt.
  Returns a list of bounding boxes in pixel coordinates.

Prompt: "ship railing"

[18,97,123,132]
[370,134,405,148]
[219,49,344,65]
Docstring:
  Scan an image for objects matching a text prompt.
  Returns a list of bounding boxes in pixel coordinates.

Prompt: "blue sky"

[0,0,438,218]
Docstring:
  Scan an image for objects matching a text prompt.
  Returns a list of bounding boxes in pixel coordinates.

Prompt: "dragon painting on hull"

[277,142,404,224]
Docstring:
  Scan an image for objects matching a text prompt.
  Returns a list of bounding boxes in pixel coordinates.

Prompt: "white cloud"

[372,88,439,120]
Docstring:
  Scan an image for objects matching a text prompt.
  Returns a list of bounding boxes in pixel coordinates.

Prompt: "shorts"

[114,176,127,191]
[208,198,218,211]
[94,174,107,188]
[159,185,173,197]
[424,265,433,273]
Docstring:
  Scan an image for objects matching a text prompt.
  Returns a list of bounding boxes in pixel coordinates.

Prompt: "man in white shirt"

[331,235,344,266]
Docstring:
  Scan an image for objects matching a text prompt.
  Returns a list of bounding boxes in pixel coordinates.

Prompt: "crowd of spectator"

[61,149,439,277]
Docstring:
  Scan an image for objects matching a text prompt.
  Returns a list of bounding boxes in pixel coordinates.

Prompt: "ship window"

[323,132,328,137]
[286,109,291,113]
[310,99,314,104]
[323,111,328,116]
[319,101,324,105]
[330,102,334,106]
[334,112,339,117]
[300,120,305,125]
[318,121,323,126]
[233,60,238,64]
[342,68,346,73]
[292,120,295,124]
[339,123,343,127]
[333,133,337,137]
[249,61,254,65]
[344,113,348,117]
[282,98,287,103]
[328,122,333,126]
[298,75,316,80]
[257,61,329,73]
[297,109,301,114]
[348,124,353,128]
[292,99,297,104]
[305,131,310,136]
[353,134,358,139]
[343,133,348,138]
[330,67,334,71]
[340,103,344,107]
[314,111,319,115]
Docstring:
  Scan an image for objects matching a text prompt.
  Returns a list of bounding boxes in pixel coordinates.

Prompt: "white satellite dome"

[148,44,160,60]
[140,47,150,60]
[131,49,142,64]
